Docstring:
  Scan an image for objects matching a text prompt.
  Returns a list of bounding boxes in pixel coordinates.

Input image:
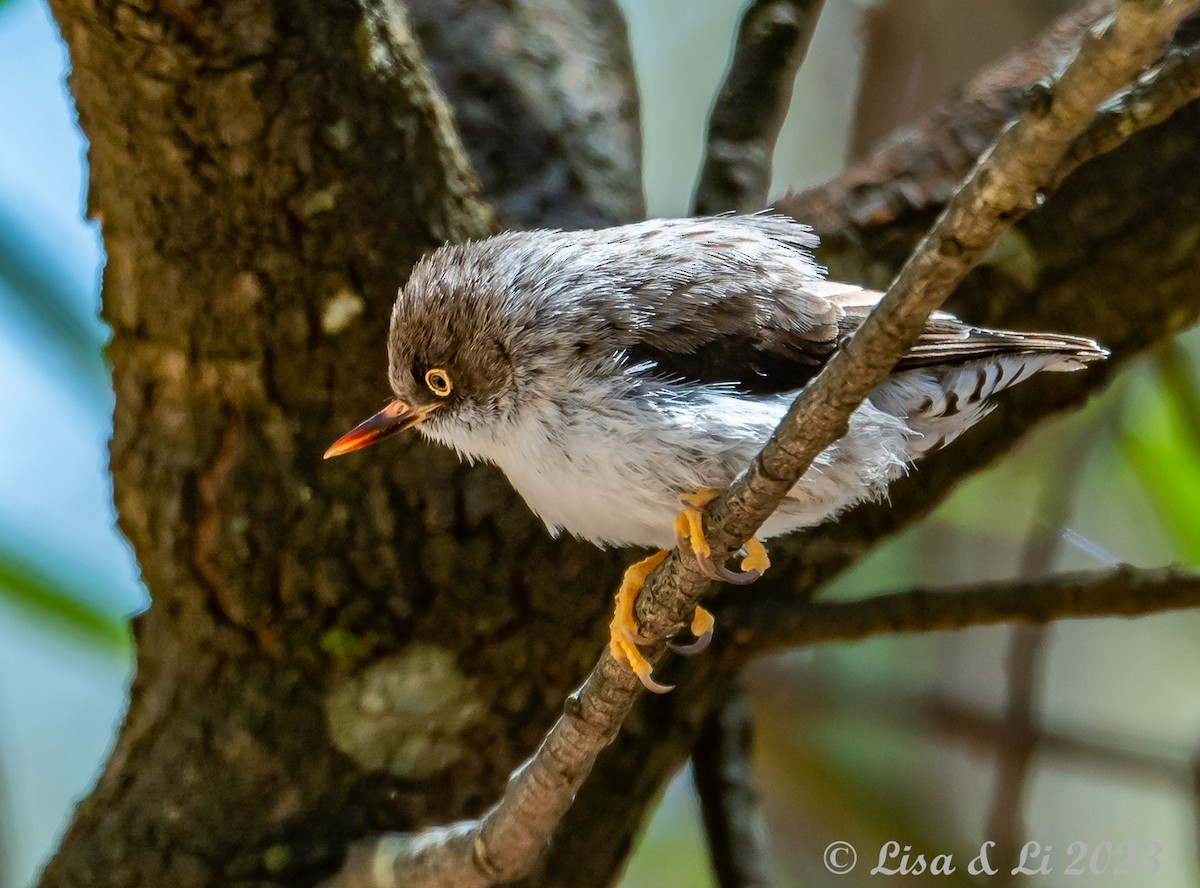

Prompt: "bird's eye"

[425,368,453,397]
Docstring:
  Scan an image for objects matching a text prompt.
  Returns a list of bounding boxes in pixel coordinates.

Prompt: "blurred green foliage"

[0,199,107,394]
[0,534,129,655]
[1121,347,1200,563]
[0,193,123,653]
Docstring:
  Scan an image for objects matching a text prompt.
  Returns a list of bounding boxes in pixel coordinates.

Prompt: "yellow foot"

[609,550,674,693]
[669,605,714,657]
[673,487,720,561]
[740,536,771,575]
[672,487,771,585]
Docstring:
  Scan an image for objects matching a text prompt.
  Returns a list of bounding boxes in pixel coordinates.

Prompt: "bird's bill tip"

[323,428,380,459]
[323,400,432,459]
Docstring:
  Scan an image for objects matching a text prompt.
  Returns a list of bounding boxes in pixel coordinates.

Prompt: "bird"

[324,214,1107,692]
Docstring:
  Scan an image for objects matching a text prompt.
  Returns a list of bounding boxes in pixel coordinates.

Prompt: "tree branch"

[693,0,826,214]
[986,436,1091,880]
[551,11,1200,882]
[408,0,645,228]
[691,691,773,888]
[687,5,823,878]
[725,566,1200,651]
[765,674,1191,786]
[696,0,1199,585]
[324,3,1199,886]
[1058,32,1200,183]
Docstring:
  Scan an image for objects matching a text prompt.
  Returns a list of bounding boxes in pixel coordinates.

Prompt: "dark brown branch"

[725,566,1200,651]
[693,0,826,214]
[324,4,1199,886]
[688,5,823,879]
[408,0,645,228]
[1058,34,1200,183]
[692,692,773,888]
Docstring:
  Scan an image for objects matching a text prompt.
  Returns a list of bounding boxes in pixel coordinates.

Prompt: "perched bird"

[325,215,1106,691]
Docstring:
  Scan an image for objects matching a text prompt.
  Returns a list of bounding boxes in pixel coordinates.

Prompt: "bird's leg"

[673,488,772,584]
[609,550,674,694]
[607,489,772,693]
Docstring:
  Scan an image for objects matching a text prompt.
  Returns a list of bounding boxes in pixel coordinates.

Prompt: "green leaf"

[0,537,130,654]
[1119,351,1200,564]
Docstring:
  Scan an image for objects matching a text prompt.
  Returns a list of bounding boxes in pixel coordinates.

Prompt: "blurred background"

[1,0,1198,886]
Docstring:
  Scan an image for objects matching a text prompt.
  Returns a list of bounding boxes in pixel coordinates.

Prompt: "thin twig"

[692,691,774,888]
[324,4,1199,885]
[987,437,1093,881]
[723,566,1200,651]
[757,672,1192,787]
[688,5,823,879]
[693,0,826,214]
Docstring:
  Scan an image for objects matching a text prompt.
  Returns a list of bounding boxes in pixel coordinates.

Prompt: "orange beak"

[323,400,439,459]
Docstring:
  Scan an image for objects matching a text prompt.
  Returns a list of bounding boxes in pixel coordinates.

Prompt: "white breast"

[418,378,906,549]
[438,386,702,547]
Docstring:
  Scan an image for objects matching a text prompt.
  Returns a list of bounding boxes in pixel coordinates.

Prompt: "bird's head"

[324,244,522,460]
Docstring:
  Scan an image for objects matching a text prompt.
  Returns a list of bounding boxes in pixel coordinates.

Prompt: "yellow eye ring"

[425,368,453,397]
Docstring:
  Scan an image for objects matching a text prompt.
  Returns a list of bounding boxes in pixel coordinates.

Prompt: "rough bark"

[41,2,637,886]
[407,0,644,229]
[38,2,1200,888]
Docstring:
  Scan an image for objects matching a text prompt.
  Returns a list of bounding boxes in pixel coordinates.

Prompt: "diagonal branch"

[724,566,1200,651]
[324,3,1200,885]
[694,0,1200,584]
[693,0,826,214]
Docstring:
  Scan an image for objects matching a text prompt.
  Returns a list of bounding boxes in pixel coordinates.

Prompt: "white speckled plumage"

[375,215,1106,549]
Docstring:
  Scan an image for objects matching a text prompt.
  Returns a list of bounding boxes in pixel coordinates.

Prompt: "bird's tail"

[872,343,1107,459]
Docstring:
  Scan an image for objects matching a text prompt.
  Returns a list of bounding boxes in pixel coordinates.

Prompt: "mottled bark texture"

[37,2,1200,888]
[407,0,644,229]
[692,0,825,215]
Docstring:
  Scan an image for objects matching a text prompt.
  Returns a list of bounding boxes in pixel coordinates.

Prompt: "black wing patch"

[626,307,1104,395]
[626,336,831,395]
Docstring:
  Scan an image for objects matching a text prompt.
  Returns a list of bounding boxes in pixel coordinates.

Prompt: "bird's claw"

[609,487,769,692]
[673,488,771,584]
[669,604,714,656]
[669,633,711,656]
[621,625,653,646]
[629,659,675,694]
[609,554,718,691]
[695,553,761,585]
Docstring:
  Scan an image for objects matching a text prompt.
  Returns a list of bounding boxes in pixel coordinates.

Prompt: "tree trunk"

[38,2,1200,887]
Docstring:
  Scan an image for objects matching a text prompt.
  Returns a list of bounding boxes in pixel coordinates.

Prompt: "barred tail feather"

[872,343,1106,460]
